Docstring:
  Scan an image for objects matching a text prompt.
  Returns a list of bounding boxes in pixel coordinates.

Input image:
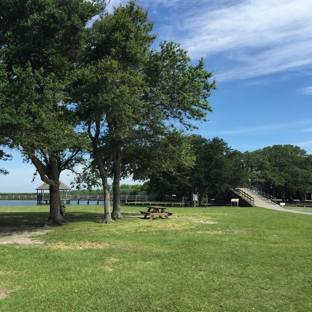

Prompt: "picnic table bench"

[140,205,174,219]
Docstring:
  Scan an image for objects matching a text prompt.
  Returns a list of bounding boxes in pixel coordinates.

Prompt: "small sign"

[231,198,239,206]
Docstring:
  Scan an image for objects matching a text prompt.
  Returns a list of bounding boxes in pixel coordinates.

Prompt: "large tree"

[70,1,156,223]
[244,145,312,202]
[70,1,216,221]
[0,0,103,225]
[146,136,247,205]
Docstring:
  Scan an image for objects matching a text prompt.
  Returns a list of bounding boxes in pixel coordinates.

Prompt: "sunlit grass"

[0,205,311,311]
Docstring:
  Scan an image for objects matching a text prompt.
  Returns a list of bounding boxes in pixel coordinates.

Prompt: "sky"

[1,0,312,193]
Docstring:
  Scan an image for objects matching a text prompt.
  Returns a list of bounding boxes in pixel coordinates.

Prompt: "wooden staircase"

[231,188,277,208]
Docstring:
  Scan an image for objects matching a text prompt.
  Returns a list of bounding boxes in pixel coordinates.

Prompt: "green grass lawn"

[0,205,311,312]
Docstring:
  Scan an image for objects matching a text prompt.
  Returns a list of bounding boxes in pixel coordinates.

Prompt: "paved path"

[239,188,312,216]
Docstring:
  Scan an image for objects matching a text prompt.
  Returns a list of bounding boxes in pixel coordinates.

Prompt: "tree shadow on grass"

[0,211,142,228]
[0,211,103,227]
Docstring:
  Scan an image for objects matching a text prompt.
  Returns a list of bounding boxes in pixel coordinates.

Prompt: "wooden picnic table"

[140,205,174,220]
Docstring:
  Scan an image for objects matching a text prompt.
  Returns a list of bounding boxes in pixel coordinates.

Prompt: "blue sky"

[1,0,312,192]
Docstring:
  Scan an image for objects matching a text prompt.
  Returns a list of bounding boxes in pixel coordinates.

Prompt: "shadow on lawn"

[0,211,141,228]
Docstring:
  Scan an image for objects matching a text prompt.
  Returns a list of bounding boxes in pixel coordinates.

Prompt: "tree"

[70,1,216,221]
[146,136,247,205]
[244,145,312,202]
[0,0,103,225]
[70,1,156,222]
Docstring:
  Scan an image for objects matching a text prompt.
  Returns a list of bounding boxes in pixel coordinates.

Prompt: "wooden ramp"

[233,188,312,215]
[237,188,277,208]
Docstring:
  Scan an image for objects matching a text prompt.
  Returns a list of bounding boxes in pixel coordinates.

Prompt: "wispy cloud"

[177,0,312,81]
[295,140,312,149]
[217,119,312,135]
[99,0,312,81]
[300,86,312,95]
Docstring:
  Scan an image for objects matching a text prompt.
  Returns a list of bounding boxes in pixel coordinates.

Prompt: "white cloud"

[91,0,312,81]
[182,0,310,53]
[173,0,312,81]
[217,119,312,136]
[295,140,312,153]
[301,86,312,95]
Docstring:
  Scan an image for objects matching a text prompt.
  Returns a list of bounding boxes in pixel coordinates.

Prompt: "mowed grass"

[0,205,311,312]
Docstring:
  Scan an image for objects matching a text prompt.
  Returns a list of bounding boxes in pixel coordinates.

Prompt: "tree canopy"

[0,0,104,224]
[69,1,216,221]
[146,136,247,204]
[243,145,312,202]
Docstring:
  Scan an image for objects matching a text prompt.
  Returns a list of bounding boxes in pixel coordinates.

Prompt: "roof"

[36,181,71,191]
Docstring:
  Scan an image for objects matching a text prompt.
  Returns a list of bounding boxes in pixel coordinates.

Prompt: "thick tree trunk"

[296,190,305,202]
[29,153,65,226]
[112,153,122,219]
[45,182,65,226]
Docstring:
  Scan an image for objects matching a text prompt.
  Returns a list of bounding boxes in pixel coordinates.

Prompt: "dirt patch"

[0,226,53,245]
[0,289,10,300]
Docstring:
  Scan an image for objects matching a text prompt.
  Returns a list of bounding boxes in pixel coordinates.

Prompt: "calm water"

[0,200,104,206]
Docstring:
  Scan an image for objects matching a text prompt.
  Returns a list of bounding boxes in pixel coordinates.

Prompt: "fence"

[0,194,37,200]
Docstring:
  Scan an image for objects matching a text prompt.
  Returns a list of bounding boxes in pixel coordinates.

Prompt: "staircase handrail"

[231,188,255,206]
[248,187,276,204]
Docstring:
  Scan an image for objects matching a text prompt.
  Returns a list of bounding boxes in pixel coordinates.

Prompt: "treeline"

[143,137,312,204]
[0,184,146,197]
[70,184,146,196]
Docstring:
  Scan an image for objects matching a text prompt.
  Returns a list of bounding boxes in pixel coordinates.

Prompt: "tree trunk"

[296,190,305,202]
[89,122,113,224]
[112,152,122,219]
[286,190,294,203]
[45,180,65,226]
[93,144,113,224]
[29,152,65,226]
[102,175,113,224]
[198,193,203,206]
[208,194,212,204]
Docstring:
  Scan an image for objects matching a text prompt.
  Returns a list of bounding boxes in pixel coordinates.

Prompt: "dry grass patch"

[194,219,218,224]
[50,241,111,250]
[0,226,53,245]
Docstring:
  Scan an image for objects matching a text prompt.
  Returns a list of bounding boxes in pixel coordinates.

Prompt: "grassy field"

[0,205,311,312]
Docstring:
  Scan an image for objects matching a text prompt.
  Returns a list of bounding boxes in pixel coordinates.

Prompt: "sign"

[231,198,239,206]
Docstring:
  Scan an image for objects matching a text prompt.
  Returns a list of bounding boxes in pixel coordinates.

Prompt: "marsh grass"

[0,205,311,311]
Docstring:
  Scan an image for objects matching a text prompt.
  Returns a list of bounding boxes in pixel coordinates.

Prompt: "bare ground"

[0,225,53,245]
[0,290,10,300]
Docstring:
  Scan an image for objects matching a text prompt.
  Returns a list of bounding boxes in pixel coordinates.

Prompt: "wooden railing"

[231,188,255,206]
[248,187,276,204]
[0,194,37,200]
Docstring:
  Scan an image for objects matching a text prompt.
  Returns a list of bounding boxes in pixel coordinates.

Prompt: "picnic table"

[140,205,174,220]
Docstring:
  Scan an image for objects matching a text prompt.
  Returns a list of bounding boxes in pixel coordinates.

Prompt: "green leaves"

[244,145,312,200]
[0,0,102,186]
[143,42,216,130]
